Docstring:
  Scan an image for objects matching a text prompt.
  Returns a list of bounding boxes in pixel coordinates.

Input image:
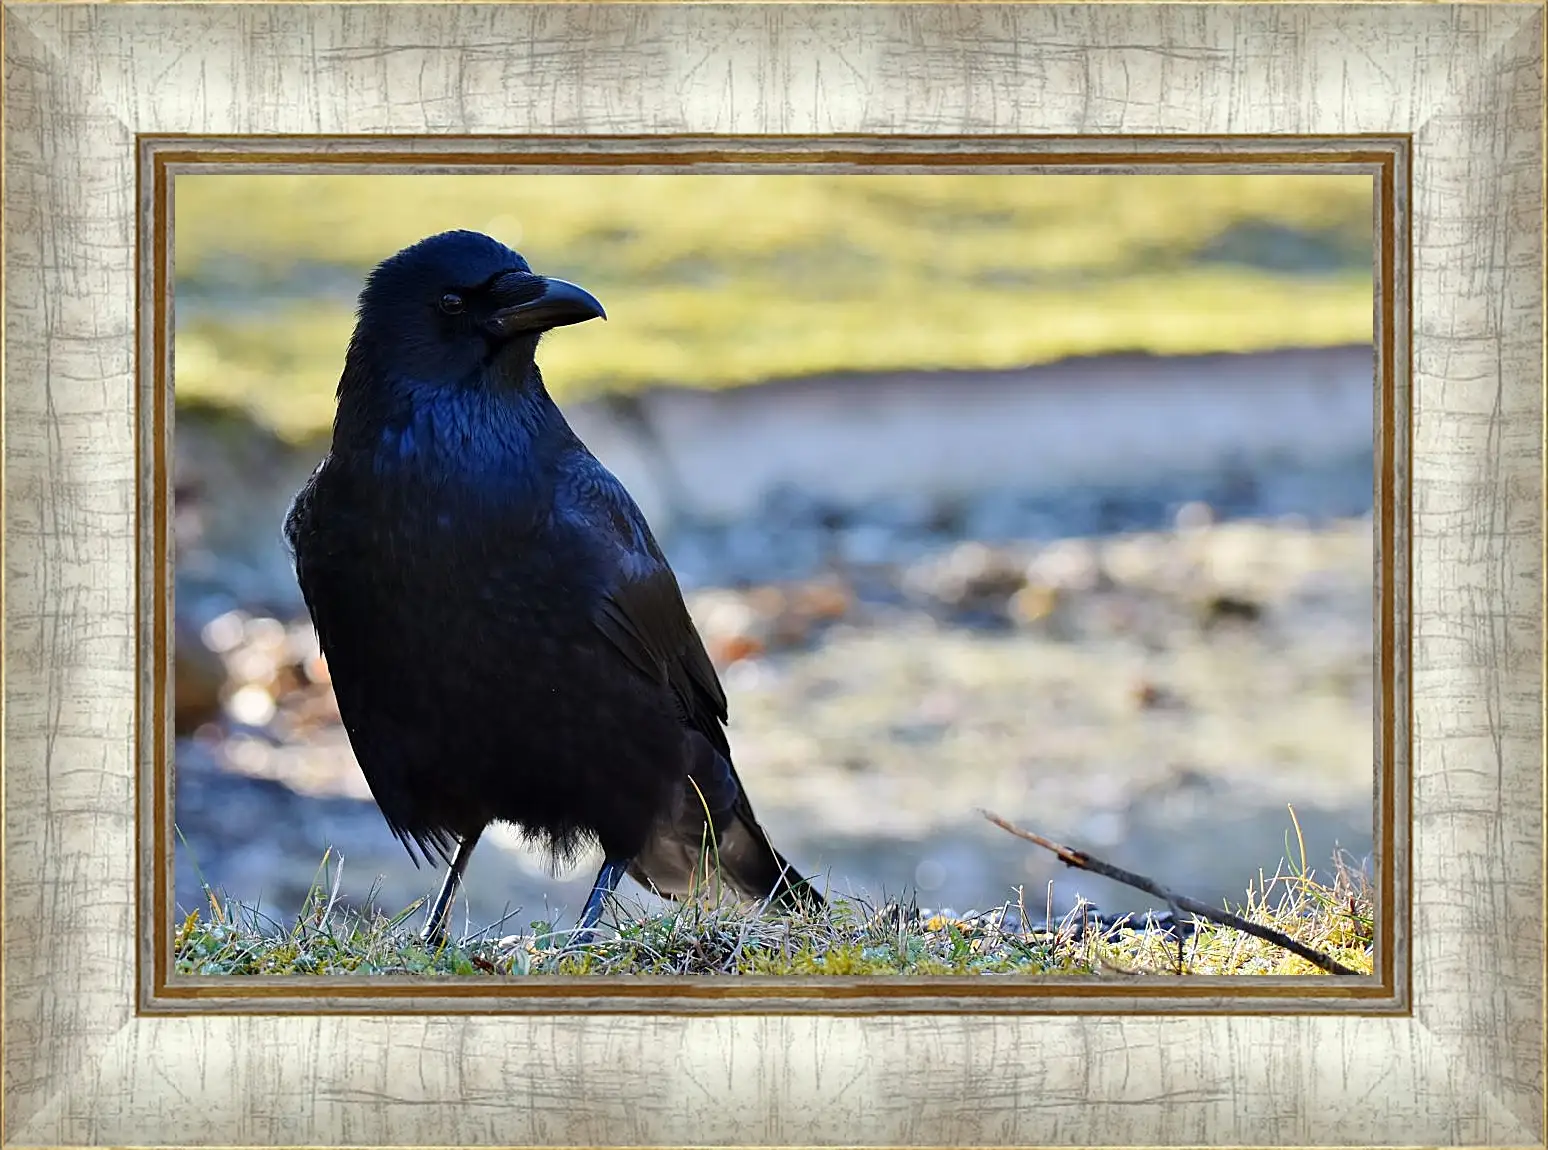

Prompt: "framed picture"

[3,2,1541,1146]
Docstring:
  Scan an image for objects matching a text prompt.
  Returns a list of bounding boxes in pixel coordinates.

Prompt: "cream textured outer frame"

[2,2,1543,1147]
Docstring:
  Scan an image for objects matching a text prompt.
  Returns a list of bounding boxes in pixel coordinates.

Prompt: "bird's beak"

[484,272,606,337]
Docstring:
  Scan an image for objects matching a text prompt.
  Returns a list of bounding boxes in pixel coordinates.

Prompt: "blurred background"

[172,173,1376,937]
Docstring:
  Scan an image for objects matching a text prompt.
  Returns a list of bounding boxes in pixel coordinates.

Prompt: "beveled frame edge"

[137,134,1408,1017]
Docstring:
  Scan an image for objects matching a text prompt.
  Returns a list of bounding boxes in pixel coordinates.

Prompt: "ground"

[170,172,1377,938]
[175,409,1373,933]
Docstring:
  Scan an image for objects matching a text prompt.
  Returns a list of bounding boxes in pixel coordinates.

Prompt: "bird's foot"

[570,856,630,947]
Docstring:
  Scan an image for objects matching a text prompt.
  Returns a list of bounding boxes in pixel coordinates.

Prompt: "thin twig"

[978,809,1360,977]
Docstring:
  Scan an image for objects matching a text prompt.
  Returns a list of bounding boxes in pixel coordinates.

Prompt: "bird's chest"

[315,462,594,639]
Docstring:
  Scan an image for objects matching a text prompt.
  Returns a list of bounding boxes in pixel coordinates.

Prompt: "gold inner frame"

[139,135,1411,1015]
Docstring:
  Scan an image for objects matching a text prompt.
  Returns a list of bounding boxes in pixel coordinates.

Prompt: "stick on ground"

[978,809,1361,977]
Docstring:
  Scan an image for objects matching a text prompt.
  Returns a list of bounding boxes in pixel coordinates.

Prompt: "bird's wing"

[572,458,822,911]
[569,461,730,756]
[593,545,732,754]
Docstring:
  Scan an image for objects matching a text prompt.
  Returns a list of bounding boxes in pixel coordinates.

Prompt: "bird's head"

[348,229,606,385]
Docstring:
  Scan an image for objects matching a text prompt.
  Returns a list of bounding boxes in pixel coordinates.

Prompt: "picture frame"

[147,133,1404,1014]
[3,2,1542,1145]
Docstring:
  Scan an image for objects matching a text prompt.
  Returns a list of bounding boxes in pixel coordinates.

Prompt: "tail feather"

[630,731,823,914]
[719,811,826,913]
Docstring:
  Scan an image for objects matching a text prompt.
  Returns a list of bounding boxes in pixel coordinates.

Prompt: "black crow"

[284,230,824,945]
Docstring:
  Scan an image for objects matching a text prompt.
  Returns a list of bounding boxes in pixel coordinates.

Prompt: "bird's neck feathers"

[332,334,575,474]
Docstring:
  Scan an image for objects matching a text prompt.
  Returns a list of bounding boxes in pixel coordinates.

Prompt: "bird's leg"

[420,828,483,948]
[571,857,630,946]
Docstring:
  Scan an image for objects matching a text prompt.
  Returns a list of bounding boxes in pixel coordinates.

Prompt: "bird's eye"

[439,293,465,315]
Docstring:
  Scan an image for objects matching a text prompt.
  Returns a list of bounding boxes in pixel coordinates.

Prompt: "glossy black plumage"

[283,230,823,939]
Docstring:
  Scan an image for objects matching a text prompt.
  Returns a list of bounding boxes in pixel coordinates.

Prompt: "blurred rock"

[1024,537,1106,594]
[1102,534,1172,589]
[174,614,228,735]
[692,589,767,664]
[710,632,766,666]
[1009,583,1061,626]
[692,576,858,666]
[1199,593,1264,630]
[903,541,1027,621]
[788,576,855,625]
[1174,500,1215,532]
[1129,678,1186,711]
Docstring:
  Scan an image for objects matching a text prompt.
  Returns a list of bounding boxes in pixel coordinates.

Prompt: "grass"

[174,834,1375,978]
[173,173,1375,441]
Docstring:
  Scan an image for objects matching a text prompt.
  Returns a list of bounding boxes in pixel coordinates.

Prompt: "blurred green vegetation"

[174,173,1374,441]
